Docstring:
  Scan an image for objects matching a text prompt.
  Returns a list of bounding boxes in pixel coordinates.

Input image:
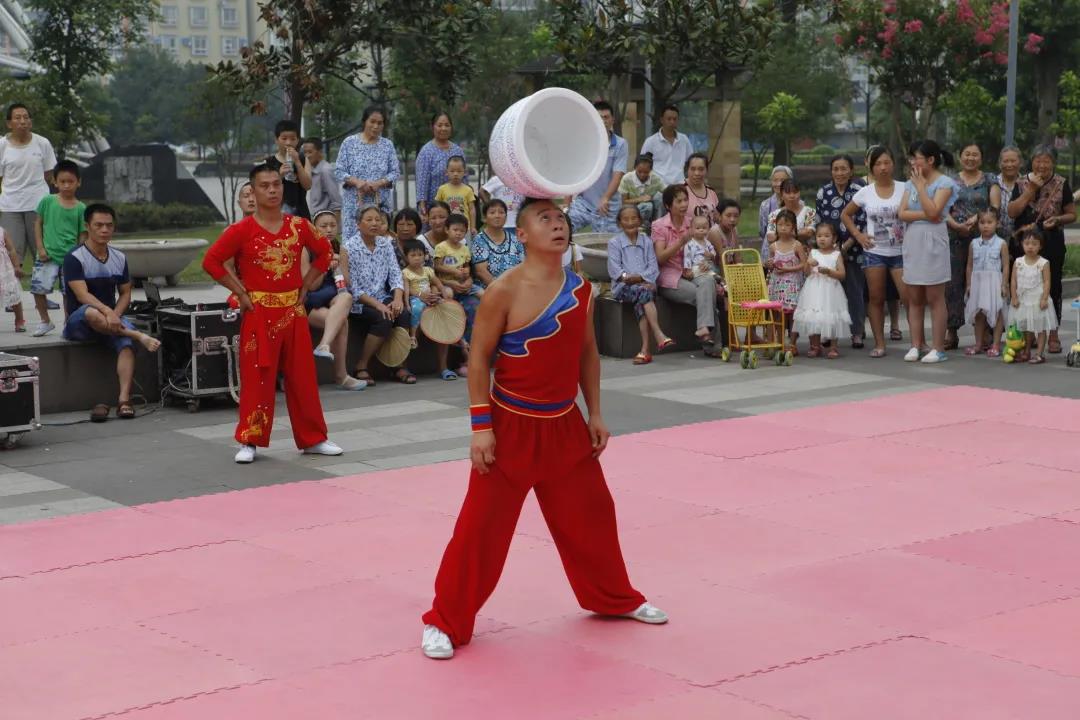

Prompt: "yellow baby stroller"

[720,248,793,369]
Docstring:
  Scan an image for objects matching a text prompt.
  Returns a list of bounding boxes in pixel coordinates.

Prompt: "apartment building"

[147,0,264,65]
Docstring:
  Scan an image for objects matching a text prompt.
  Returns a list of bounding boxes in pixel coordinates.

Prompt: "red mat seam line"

[633,436,853,462]
[124,478,328,513]
[136,621,266,676]
[898,547,1080,592]
[16,539,238,578]
[78,678,275,720]
[702,634,913,688]
[920,635,1080,683]
[1047,514,1080,526]
[716,690,812,720]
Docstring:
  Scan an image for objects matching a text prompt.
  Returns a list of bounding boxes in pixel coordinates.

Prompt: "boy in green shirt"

[31,159,85,336]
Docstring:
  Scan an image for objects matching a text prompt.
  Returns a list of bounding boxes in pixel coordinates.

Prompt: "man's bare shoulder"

[486,266,525,299]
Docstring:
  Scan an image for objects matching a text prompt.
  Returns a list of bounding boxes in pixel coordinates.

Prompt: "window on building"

[189,6,208,27]
[222,36,239,56]
[160,5,178,26]
[158,34,178,53]
[192,35,208,56]
[221,6,238,27]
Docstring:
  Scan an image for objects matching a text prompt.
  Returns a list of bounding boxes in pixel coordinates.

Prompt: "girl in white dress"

[1009,228,1057,364]
[0,227,23,331]
[963,209,1010,357]
[795,224,851,358]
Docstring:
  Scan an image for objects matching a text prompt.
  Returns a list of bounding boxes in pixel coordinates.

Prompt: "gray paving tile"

[0,495,122,525]
[0,472,67,497]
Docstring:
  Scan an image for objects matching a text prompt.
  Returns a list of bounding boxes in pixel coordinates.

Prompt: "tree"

[758,92,806,168]
[832,0,1042,152]
[302,76,369,152]
[1019,0,1080,140]
[940,78,1006,155]
[24,0,156,155]
[1052,70,1080,188]
[104,47,207,147]
[552,0,778,128]
[215,0,493,126]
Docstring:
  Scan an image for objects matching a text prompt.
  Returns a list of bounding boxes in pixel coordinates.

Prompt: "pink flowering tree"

[833,0,1042,150]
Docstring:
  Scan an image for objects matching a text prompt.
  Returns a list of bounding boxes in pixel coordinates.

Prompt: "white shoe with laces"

[32,321,54,337]
[302,440,343,456]
[620,602,669,624]
[234,444,256,464]
[422,624,454,659]
[903,347,921,362]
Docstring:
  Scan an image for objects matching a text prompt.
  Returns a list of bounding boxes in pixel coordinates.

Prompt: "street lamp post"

[1005,0,1019,146]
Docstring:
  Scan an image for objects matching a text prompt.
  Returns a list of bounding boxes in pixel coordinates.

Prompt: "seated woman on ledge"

[607,205,672,366]
[305,211,366,390]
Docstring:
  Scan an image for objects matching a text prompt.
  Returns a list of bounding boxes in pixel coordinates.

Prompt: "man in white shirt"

[639,104,693,186]
[302,137,342,217]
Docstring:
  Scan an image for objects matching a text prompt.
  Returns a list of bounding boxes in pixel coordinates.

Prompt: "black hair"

[773,209,797,228]
[957,140,983,155]
[84,202,115,223]
[274,119,299,138]
[1020,226,1044,249]
[446,213,469,230]
[976,207,998,222]
[403,239,427,256]
[593,100,613,114]
[684,152,709,175]
[6,103,28,121]
[717,197,741,215]
[427,200,452,216]
[249,162,277,182]
[446,155,466,169]
[660,104,679,116]
[362,106,387,126]
[616,204,641,225]
[483,198,508,215]
[912,139,954,169]
[430,111,453,127]
[661,183,688,210]
[516,196,556,229]
[54,159,80,180]
[815,222,838,239]
[867,146,895,174]
[779,178,800,194]
[302,137,323,151]
[634,152,654,167]
[393,208,422,233]
[829,154,856,172]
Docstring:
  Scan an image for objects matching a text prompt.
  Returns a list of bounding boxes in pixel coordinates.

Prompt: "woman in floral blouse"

[470,199,524,289]
[335,107,400,239]
[817,155,866,347]
[415,112,466,221]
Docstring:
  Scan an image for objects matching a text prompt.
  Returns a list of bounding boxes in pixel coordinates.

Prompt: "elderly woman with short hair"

[758,165,793,242]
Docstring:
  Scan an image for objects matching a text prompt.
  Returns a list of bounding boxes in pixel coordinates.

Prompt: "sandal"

[1048,339,1062,354]
[702,346,726,358]
[851,336,864,349]
[827,347,840,359]
[89,403,110,423]
[394,368,417,384]
[1029,354,1046,364]
[890,328,902,341]
[633,352,652,365]
[869,347,887,358]
[14,321,25,333]
[355,368,375,387]
[806,345,821,358]
[986,345,1001,358]
[440,369,458,381]
[1018,350,1031,363]
[657,338,676,352]
[964,346,984,356]
[117,401,135,419]
[944,333,959,351]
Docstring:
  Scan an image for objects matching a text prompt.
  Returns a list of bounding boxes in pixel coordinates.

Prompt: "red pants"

[235,305,327,449]
[422,404,645,646]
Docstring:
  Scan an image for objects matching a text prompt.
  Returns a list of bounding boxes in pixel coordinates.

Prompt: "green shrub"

[112,203,221,232]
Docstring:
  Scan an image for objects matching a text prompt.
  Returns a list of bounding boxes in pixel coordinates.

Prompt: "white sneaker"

[920,349,948,364]
[903,347,921,362]
[234,444,256,463]
[302,439,343,456]
[313,344,334,360]
[621,602,669,625]
[421,624,454,659]
[32,321,54,337]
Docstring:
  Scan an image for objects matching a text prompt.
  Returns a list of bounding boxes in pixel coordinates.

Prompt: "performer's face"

[518,201,568,254]
[251,170,283,209]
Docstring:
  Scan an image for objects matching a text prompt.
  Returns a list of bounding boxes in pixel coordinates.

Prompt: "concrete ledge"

[594,294,703,359]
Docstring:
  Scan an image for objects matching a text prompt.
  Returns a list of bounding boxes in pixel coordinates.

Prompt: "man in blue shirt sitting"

[567,100,628,234]
[63,203,160,421]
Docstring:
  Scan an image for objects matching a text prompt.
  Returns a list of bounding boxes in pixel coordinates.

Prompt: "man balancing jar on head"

[420,197,668,660]
[202,163,344,464]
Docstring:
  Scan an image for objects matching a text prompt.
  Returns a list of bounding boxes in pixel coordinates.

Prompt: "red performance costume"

[202,215,332,449]
[423,268,646,647]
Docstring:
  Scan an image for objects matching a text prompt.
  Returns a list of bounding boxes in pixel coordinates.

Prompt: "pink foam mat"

[4,386,1080,720]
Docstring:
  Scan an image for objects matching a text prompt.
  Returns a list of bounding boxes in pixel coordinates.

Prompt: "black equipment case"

[0,352,41,447]
[158,302,242,412]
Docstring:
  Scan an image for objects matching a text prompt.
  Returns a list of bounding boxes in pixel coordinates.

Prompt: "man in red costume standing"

[421,198,667,659]
[203,163,343,464]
